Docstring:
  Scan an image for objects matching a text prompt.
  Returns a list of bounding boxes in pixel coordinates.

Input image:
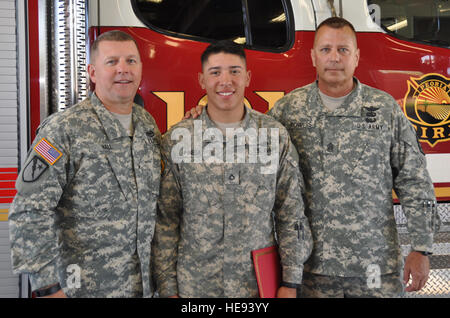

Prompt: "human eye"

[320,47,330,53]
[127,57,138,64]
[105,59,117,66]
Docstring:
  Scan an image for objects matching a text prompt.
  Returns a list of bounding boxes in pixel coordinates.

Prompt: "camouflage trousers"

[298,271,405,298]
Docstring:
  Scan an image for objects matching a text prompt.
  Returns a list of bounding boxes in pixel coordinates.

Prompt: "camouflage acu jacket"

[268,79,439,277]
[9,94,161,297]
[152,107,312,297]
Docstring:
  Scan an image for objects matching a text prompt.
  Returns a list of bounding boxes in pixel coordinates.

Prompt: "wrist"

[280,281,300,289]
[33,283,62,298]
[414,250,433,256]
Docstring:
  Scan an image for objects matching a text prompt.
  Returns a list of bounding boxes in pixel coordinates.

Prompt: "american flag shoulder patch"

[34,138,62,165]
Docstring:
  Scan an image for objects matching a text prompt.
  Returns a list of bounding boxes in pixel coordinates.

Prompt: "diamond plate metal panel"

[396,203,450,297]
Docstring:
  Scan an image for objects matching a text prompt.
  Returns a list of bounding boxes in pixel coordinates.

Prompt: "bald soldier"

[9,31,161,297]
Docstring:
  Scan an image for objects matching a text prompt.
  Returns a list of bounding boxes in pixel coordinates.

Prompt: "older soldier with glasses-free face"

[9,31,161,298]
[269,17,439,297]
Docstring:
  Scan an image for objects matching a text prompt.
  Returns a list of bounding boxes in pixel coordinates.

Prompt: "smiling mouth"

[217,91,234,96]
[115,80,133,84]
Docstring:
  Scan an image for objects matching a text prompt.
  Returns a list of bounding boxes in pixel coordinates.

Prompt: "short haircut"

[314,17,357,46]
[90,30,139,62]
[316,17,356,34]
[201,40,246,68]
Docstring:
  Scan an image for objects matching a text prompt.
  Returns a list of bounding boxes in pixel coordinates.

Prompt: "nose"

[219,72,232,86]
[116,58,130,74]
[329,48,341,63]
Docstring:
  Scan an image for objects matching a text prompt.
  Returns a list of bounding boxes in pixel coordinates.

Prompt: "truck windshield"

[132,0,292,51]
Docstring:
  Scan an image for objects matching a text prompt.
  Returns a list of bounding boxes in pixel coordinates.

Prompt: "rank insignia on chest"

[363,107,379,123]
[146,130,159,146]
[34,138,62,165]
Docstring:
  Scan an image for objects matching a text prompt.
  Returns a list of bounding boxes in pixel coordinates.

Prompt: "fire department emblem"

[403,73,450,147]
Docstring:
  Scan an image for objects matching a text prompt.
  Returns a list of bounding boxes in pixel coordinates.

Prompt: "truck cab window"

[368,0,450,47]
[132,0,292,51]
[132,0,245,42]
[247,0,289,49]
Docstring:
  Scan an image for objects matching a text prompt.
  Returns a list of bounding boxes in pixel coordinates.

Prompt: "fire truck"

[0,0,449,297]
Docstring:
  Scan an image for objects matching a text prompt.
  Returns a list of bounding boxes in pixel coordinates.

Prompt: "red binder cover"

[252,245,281,298]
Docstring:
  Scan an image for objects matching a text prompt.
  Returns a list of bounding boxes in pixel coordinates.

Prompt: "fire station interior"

[0,0,449,299]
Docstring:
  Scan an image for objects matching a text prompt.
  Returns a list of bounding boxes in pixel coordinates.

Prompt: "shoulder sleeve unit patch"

[33,138,63,165]
[22,156,48,182]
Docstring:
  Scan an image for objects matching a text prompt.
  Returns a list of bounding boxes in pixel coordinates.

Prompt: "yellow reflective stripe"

[0,209,8,222]
[393,187,450,201]
[435,187,450,199]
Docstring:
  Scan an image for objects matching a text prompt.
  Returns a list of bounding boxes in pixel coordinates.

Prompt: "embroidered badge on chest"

[146,131,157,145]
[364,107,379,123]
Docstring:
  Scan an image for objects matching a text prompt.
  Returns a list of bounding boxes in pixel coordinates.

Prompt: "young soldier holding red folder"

[152,41,312,298]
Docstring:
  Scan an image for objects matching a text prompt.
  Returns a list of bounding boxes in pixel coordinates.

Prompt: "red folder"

[252,245,281,298]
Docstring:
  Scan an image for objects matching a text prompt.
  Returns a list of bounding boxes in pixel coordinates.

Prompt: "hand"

[276,286,297,298]
[40,289,67,298]
[183,104,205,119]
[403,251,430,292]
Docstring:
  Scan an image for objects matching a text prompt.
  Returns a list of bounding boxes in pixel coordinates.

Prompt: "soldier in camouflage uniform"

[9,31,161,297]
[267,17,440,297]
[152,41,312,298]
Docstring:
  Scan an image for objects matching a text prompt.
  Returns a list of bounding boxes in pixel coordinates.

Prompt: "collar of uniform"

[310,77,363,118]
[200,104,253,131]
[90,93,131,140]
[132,105,157,140]
[199,105,258,143]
